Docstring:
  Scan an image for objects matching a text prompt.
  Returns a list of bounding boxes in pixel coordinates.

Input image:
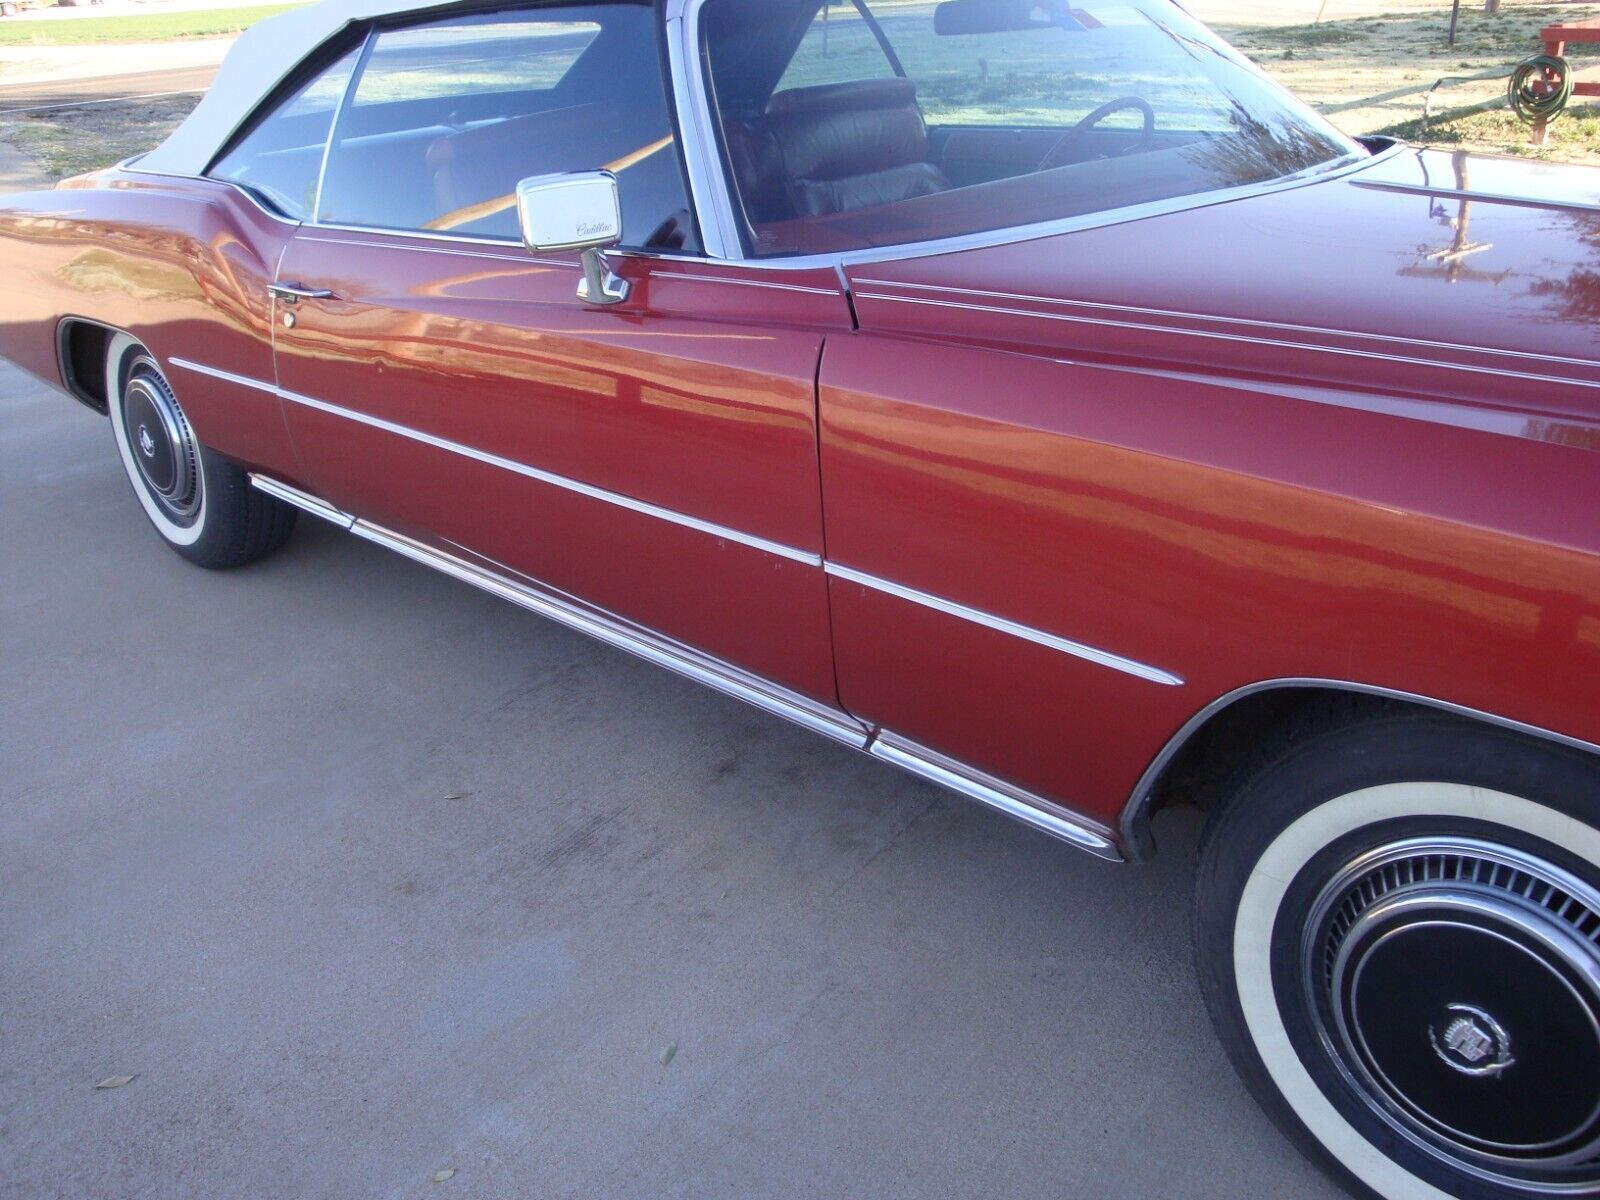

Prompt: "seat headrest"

[765,77,928,183]
[765,76,920,117]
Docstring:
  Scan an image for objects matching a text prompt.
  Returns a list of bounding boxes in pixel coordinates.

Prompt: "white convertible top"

[137,0,432,176]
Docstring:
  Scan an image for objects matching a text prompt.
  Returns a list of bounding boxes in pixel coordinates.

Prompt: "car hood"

[845,145,1600,428]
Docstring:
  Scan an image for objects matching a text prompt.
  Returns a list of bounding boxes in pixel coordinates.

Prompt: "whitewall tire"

[105,334,296,569]
[1196,711,1600,1200]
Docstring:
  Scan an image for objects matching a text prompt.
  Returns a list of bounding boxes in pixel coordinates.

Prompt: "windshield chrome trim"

[826,562,1184,687]
[671,0,1392,271]
[667,10,741,259]
[766,145,1386,272]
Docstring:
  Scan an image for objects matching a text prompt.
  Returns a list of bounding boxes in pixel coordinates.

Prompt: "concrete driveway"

[0,360,1346,1199]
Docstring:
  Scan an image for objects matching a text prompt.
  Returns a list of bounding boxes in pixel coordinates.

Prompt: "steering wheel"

[1037,97,1157,172]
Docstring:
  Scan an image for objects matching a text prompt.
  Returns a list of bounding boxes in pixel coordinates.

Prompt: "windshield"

[700,0,1363,257]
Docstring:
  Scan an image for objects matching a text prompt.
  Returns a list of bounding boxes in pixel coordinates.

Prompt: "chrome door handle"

[269,282,335,304]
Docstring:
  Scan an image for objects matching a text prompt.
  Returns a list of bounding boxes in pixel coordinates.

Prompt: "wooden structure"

[1532,20,1600,143]
[1448,0,1501,48]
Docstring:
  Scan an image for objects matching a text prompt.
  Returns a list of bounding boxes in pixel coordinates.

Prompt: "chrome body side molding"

[825,562,1184,687]
[185,356,1176,690]
[278,386,825,566]
[1119,678,1600,862]
[169,356,277,396]
[249,474,1127,863]
[852,278,1600,373]
[850,291,1600,393]
[170,354,821,567]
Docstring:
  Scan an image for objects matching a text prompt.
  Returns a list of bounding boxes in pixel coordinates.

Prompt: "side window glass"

[776,2,895,92]
[315,4,698,250]
[208,48,359,219]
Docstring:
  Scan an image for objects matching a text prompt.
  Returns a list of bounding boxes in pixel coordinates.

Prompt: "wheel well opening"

[1148,689,1383,816]
[1133,684,1600,859]
[56,319,116,415]
[1132,687,1425,860]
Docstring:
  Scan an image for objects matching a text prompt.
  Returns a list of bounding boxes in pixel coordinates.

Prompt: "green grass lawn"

[0,3,303,46]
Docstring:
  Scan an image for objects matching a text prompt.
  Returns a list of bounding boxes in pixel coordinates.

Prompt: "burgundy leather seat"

[722,118,792,224]
[763,78,951,218]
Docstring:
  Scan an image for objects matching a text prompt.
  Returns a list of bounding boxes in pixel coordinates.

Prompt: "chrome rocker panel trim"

[250,473,355,529]
[872,733,1121,860]
[251,474,1126,863]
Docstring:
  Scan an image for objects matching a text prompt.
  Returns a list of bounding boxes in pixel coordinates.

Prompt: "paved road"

[0,360,1345,1200]
[0,65,215,115]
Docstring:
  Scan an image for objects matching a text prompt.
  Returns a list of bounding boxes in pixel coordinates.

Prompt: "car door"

[267,2,851,703]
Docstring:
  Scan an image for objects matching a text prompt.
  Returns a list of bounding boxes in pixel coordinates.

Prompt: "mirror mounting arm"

[578,247,629,306]
[516,170,630,307]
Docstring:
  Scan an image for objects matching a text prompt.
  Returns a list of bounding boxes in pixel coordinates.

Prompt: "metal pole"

[1449,0,1461,48]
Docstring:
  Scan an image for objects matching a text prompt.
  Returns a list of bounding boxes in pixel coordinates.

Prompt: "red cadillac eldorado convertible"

[5,1,1600,1194]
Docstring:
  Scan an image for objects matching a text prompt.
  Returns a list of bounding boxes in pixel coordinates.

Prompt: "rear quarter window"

[208,48,360,220]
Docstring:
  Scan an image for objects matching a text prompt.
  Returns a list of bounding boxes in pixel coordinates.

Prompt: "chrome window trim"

[251,472,1124,861]
[666,10,740,260]
[311,29,374,224]
[1119,679,1600,862]
[825,562,1184,687]
[852,289,1600,391]
[309,221,526,248]
[127,1,1397,273]
[169,356,820,565]
[296,231,568,266]
[123,82,1401,277]
[645,270,838,295]
[122,163,303,229]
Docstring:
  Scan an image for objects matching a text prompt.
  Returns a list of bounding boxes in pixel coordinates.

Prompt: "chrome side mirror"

[516,171,629,306]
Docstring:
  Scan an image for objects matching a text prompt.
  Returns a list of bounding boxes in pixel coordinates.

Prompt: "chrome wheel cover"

[1303,837,1600,1194]
[120,358,201,523]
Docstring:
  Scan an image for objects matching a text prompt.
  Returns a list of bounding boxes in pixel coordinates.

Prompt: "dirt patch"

[4,96,197,179]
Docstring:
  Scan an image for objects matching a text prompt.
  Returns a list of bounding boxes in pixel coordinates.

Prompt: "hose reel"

[1509,53,1574,125]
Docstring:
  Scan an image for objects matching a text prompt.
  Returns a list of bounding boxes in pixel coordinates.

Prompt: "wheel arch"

[1120,679,1600,862]
[55,317,121,415]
